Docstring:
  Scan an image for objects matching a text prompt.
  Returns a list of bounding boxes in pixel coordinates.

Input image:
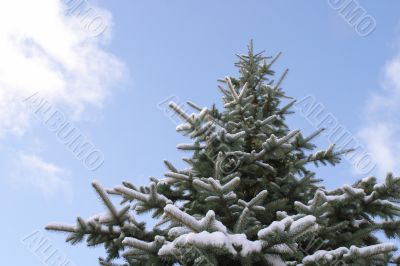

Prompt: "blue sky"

[1,1,400,265]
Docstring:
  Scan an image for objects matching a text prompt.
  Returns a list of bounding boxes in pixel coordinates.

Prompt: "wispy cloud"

[358,51,400,176]
[0,0,125,137]
[10,152,72,199]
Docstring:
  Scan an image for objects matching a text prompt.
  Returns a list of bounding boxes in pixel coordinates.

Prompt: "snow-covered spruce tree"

[47,43,400,266]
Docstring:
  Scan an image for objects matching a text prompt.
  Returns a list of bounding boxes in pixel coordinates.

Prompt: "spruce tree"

[47,43,400,265]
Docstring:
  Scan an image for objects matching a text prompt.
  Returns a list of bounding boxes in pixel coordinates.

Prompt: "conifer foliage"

[47,43,400,265]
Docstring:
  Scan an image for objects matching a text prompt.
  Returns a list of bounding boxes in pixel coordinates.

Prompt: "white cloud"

[358,54,400,176]
[10,152,72,199]
[0,0,125,137]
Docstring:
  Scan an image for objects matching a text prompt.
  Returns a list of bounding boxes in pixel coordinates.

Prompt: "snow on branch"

[302,243,397,265]
[158,231,263,257]
[164,204,227,233]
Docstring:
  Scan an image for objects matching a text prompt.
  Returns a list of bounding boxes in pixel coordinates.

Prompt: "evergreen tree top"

[47,43,400,266]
